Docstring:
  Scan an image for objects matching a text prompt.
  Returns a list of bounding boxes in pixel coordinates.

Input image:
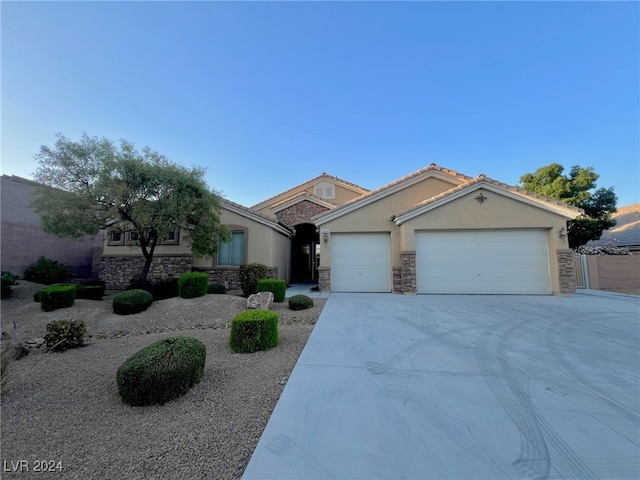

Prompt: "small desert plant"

[257,278,286,302]
[24,256,70,284]
[40,284,77,312]
[113,289,153,315]
[239,263,268,297]
[178,272,209,299]
[1,345,12,389]
[44,319,87,352]
[207,283,226,294]
[289,294,314,311]
[116,337,206,406]
[229,310,279,353]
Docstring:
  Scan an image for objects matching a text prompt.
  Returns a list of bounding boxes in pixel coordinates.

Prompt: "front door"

[291,224,320,282]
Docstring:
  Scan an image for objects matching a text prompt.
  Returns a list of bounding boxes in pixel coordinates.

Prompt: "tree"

[520,163,617,248]
[32,133,227,282]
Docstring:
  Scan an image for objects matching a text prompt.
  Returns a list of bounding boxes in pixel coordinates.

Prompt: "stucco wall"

[316,177,465,269]
[1,175,104,278]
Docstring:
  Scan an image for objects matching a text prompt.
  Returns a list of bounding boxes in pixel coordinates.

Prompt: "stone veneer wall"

[392,267,402,293]
[318,267,331,292]
[198,266,278,291]
[275,201,330,227]
[100,255,193,290]
[400,251,417,294]
[556,249,576,294]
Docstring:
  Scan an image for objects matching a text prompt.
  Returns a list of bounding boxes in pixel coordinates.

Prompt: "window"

[313,181,335,199]
[218,231,245,266]
[159,229,179,245]
[128,231,139,242]
[108,230,124,245]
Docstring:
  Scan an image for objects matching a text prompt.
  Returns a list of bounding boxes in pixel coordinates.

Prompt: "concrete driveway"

[243,292,640,479]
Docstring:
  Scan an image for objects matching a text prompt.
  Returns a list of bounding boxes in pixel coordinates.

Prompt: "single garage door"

[331,233,391,292]
[416,230,551,294]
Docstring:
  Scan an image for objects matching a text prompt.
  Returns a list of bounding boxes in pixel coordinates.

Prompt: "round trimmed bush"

[116,337,206,406]
[178,272,208,299]
[40,284,77,312]
[229,310,279,353]
[113,289,153,315]
[257,278,286,302]
[289,294,314,311]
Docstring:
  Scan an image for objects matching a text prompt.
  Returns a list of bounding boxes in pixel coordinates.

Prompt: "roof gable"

[221,198,293,236]
[313,164,472,225]
[251,173,368,211]
[271,192,336,213]
[392,175,582,224]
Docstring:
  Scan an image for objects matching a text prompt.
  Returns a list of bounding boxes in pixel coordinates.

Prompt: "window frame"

[217,227,247,266]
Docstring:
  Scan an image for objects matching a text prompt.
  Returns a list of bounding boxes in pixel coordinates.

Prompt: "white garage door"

[331,233,391,292]
[416,230,551,294]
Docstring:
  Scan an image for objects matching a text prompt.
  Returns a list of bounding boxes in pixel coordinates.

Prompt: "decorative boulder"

[247,291,274,310]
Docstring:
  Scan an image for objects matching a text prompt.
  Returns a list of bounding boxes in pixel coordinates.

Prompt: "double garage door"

[330,230,551,294]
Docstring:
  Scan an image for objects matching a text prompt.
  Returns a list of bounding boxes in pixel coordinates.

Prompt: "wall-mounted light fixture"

[559,227,567,243]
[321,228,330,245]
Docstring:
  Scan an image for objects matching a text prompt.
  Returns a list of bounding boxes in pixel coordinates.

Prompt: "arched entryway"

[290,223,320,283]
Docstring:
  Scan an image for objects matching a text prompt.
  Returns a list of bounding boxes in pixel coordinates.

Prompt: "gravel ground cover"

[1,281,325,479]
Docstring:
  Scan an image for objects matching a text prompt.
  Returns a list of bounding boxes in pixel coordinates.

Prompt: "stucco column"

[400,251,417,294]
[556,249,575,294]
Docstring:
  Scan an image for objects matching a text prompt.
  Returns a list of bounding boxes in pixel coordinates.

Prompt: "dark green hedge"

[239,263,268,297]
[289,294,314,311]
[40,284,77,312]
[178,272,209,299]
[24,256,70,284]
[229,310,278,353]
[113,289,154,315]
[116,337,206,406]
[257,278,286,302]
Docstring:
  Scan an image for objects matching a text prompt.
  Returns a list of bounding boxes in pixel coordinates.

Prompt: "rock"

[247,292,274,310]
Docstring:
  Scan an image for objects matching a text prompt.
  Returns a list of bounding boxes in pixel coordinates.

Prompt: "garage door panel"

[416,230,551,294]
[331,233,391,292]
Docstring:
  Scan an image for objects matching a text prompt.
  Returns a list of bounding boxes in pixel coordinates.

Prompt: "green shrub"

[34,283,76,303]
[1,272,18,298]
[44,319,87,352]
[239,263,268,297]
[178,272,209,299]
[74,281,106,300]
[207,283,227,294]
[129,278,180,301]
[229,310,279,353]
[24,256,70,284]
[257,278,286,302]
[289,294,314,311]
[40,284,77,312]
[116,337,206,406]
[113,289,154,315]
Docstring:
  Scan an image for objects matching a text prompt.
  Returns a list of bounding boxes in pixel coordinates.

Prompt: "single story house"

[100,164,581,294]
[585,203,640,254]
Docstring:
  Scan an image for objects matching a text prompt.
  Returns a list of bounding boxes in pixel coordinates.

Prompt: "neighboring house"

[585,203,640,254]
[100,164,582,294]
[0,175,104,278]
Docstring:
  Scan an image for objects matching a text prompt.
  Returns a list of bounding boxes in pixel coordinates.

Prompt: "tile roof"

[393,174,583,221]
[586,203,640,248]
[312,164,474,223]
[270,191,338,211]
[220,198,293,235]
[251,172,369,210]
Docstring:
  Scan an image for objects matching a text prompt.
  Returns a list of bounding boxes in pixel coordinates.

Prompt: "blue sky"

[2,1,638,208]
